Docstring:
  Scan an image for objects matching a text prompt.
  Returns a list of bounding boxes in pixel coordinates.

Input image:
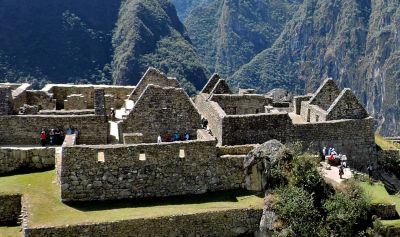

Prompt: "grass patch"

[375,134,400,150]
[360,181,400,227]
[0,170,263,228]
[0,227,22,237]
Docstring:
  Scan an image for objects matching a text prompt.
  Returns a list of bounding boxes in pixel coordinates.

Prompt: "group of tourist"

[40,126,79,146]
[157,131,190,143]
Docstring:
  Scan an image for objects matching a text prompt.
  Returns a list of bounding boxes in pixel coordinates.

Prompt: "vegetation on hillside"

[183,0,303,78]
[0,0,120,87]
[112,0,209,93]
[229,0,399,136]
[263,145,381,236]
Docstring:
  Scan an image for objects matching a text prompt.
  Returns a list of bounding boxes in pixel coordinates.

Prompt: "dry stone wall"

[24,208,262,237]
[194,93,225,142]
[45,85,134,110]
[0,147,55,174]
[221,113,293,146]
[0,115,108,145]
[59,139,245,201]
[0,87,13,115]
[0,194,21,224]
[121,85,201,143]
[210,94,270,115]
[291,118,376,168]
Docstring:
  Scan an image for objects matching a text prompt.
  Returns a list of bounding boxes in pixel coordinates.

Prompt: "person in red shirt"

[40,130,47,146]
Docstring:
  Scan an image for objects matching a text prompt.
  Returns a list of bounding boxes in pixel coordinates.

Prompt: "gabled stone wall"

[121,85,201,143]
[59,139,245,201]
[128,67,180,102]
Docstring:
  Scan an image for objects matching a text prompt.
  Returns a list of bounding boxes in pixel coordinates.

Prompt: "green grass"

[0,170,263,228]
[0,227,22,237]
[360,182,400,227]
[375,134,400,150]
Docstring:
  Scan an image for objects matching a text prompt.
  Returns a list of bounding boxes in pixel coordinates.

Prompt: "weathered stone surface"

[0,147,56,174]
[120,85,201,143]
[0,194,21,224]
[59,139,245,202]
[94,89,106,116]
[24,208,263,237]
[0,115,108,145]
[244,140,284,191]
[64,94,87,110]
[370,203,399,220]
[0,86,13,115]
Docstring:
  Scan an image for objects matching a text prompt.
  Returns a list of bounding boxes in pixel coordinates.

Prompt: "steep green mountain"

[170,0,212,21]
[0,0,121,87]
[231,0,400,136]
[183,0,303,78]
[112,0,209,93]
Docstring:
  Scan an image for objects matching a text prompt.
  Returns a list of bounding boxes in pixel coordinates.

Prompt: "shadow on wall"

[66,190,259,212]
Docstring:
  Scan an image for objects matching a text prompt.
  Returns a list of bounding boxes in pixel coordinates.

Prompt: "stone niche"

[64,94,87,110]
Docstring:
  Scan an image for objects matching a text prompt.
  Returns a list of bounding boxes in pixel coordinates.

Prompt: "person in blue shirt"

[173,131,180,141]
[184,132,190,141]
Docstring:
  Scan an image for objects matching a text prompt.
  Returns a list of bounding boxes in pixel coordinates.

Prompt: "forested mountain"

[170,0,212,21]
[0,0,121,87]
[183,0,303,78]
[112,0,209,93]
[229,0,399,136]
[0,0,208,92]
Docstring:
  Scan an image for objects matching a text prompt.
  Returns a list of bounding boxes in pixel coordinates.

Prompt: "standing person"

[173,131,180,142]
[322,147,326,160]
[367,164,373,179]
[184,132,190,141]
[40,130,47,147]
[59,129,65,145]
[49,129,55,145]
[339,165,344,179]
[157,135,162,143]
[110,108,116,121]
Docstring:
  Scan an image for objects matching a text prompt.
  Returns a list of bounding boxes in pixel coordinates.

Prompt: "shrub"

[323,180,369,236]
[273,186,322,237]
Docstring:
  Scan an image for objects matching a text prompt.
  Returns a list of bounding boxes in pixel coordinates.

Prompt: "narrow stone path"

[320,162,352,184]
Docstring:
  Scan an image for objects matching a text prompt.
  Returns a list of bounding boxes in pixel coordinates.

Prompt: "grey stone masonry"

[0,194,21,224]
[24,208,263,237]
[59,139,245,201]
[0,86,13,115]
[94,88,106,116]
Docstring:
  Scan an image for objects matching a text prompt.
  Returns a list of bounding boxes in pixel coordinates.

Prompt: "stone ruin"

[0,67,376,202]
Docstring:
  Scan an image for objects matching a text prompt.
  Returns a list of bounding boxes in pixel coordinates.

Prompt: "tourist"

[327,147,332,156]
[173,131,180,142]
[59,129,65,145]
[184,132,190,141]
[40,130,46,146]
[74,129,80,139]
[367,164,373,178]
[321,146,327,161]
[201,117,208,129]
[66,126,74,135]
[164,132,172,142]
[55,129,60,145]
[157,135,162,143]
[339,165,344,179]
[110,108,116,121]
[331,148,337,156]
[49,129,55,145]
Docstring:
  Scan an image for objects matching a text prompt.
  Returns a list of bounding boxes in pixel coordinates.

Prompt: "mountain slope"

[0,0,121,86]
[183,0,303,78]
[112,0,209,92]
[170,0,212,21]
[231,0,399,136]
